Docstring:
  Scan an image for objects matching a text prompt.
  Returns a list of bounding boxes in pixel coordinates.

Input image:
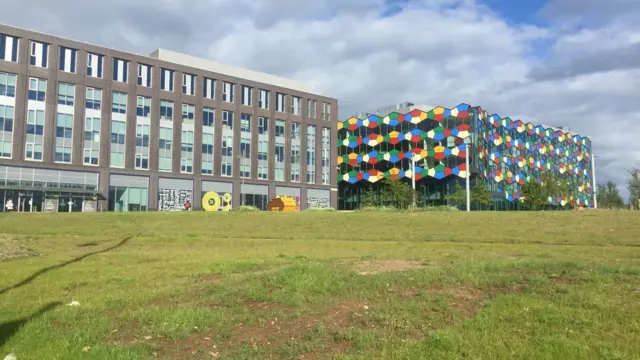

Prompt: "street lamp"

[465,144,470,212]
[592,154,598,209]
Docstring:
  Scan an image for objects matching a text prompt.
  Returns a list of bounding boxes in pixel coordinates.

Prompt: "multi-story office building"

[0,24,338,212]
[338,102,594,210]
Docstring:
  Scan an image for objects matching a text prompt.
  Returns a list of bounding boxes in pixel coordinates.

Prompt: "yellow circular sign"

[202,192,220,212]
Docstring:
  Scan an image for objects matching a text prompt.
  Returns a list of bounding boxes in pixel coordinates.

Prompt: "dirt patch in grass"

[230,301,366,345]
[0,237,40,260]
[199,274,223,284]
[246,300,289,311]
[354,260,431,275]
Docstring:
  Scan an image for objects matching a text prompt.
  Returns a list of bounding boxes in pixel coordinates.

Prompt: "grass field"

[1,211,639,359]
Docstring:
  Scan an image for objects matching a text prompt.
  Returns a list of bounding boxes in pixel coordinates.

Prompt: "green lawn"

[1,211,639,359]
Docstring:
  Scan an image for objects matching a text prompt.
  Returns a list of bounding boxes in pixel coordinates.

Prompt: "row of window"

[1,73,332,184]
[0,33,333,119]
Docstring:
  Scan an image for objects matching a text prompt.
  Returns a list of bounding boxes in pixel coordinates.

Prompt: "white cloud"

[1,0,638,199]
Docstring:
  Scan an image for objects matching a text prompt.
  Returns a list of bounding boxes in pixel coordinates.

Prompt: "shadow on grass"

[0,234,137,296]
[0,301,62,348]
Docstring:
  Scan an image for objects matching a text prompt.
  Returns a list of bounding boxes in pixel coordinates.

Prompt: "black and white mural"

[158,178,194,211]
[306,189,331,209]
[307,196,330,209]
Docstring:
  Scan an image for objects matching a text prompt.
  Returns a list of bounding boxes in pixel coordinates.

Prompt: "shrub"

[233,205,261,212]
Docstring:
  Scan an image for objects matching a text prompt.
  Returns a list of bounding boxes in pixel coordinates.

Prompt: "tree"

[471,180,493,208]
[628,168,640,210]
[447,183,466,208]
[361,179,416,209]
[597,180,624,209]
[521,181,546,210]
[385,179,416,209]
[542,173,569,203]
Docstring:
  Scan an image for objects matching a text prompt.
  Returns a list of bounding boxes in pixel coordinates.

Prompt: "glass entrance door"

[58,195,84,212]
[17,192,36,212]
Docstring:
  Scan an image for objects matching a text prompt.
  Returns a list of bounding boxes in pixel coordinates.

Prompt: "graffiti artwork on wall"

[307,197,330,209]
[201,192,233,212]
[159,188,193,211]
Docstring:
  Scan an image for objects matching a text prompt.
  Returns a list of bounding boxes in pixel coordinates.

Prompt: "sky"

[1,0,639,199]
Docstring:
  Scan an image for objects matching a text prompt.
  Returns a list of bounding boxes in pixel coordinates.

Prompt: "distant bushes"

[232,205,261,212]
[304,207,337,212]
[359,205,459,212]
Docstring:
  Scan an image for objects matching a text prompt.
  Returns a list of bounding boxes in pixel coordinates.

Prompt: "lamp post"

[411,153,416,209]
[592,154,597,209]
[465,144,470,212]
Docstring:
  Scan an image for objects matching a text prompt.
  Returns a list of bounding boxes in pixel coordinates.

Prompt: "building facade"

[0,24,338,212]
[337,103,594,210]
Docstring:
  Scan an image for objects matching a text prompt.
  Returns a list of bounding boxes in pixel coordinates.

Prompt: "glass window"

[203,107,215,127]
[0,72,17,98]
[86,88,102,110]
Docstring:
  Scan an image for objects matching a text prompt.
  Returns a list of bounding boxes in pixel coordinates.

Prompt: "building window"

[137,63,152,87]
[223,82,234,102]
[161,68,174,92]
[0,34,19,63]
[29,40,48,68]
[312,100,317,118]
[322,127,331,184]
[112,92,127,114]
[159,127,172,172]
[307,99,312,117]
[203,107,215,127]
[240,113,251,133]
[290,122,301,182]
[110,119,126,168]
[160,100,174,121]
[306,125,316,184]
[135,122,150,170]
[222,110,233,130]
[240,113,252,179]
[58,46,77,73]
[201,133,214,175]
[55,113,73,163]
[113,58,129,83]
[321,102,326,120]
[275,144,285,182]
[86,87,102,110]
[183,73,195,96]
[109,184,148,212]
[57,82,75,106]
[0,72,17,97]
[258,140,268,180]
[259,89,269,109]
[110,92,127,168]
[327,103,331,121]
[182,104,195,123]
[221,135,233,176]
[276,93,286,112]
[203,77,215,99]
[275,119,286,182]
[136,96,151,117]
[241,85,252,106]
[0,105,14,158]
[291,122,301,140]
[275,119,285,137]
[87,53,104,78]
[181,130,194,173]
[28,77,47,102]
[83,117,100,165]
[292,96,301,115]
[258,116,268,135]
[240,139,251,179]
[25,109,45,161]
